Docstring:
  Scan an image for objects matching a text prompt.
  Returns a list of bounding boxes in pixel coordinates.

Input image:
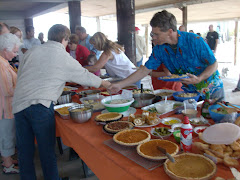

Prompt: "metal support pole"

[68,1,81,33]
[182,6,187,31]
[116,0,136,65]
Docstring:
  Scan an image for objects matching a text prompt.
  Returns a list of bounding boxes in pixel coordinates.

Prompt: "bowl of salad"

[209,104,240,123]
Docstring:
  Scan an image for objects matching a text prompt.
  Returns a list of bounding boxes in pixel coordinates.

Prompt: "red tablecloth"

[55,87,238,179]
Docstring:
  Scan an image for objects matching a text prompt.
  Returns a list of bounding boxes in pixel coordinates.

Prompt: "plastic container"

[202,123,240,144]
[183,99,197,110]
[180,116,193,152]
[173,130,180,143]
[155,101,174,114]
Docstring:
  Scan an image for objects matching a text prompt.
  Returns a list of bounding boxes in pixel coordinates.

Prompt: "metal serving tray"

[54,103,79,119]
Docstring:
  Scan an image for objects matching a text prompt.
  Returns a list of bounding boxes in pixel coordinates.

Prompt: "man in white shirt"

[13,24,110,180]
[135,27,146,67]
[21,26,41,54]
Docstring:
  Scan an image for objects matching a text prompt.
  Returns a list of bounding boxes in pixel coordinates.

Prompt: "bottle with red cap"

[180,116,193,152]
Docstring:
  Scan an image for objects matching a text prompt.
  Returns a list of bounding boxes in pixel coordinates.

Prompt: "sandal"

[1,160,18,167]
[3,164,19,174]
[232,88,240,93]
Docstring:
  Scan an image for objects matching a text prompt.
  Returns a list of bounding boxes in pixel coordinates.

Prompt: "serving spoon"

[157,146,175,163]
[217,102,238,114]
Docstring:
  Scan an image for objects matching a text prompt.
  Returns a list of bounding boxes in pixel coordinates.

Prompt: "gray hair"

[0,33,22,51]
[150,10,177,32]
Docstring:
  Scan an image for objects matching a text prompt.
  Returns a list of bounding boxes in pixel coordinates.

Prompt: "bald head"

[0,22,10,35]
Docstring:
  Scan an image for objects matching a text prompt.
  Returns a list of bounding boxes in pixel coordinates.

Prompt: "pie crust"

[164,153,216,180]
[113,129,150,146]
[95,112,122,122]
[137,139,179,160]
[104,121,134,133]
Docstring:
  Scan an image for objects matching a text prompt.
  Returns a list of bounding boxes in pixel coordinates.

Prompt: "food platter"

[150,127,173,139]
[134,117,161,128]
[194,126,208,134]
[54,103,79,119]
[158,74,189,82]
[190,117,210,126]
[161,117,182,126]
[128,113,161,128]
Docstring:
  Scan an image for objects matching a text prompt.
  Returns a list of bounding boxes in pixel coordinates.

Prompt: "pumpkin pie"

[95,112,122,122]
[137,139,179,160]
[164,153,216,180]
[113,129,150,146]
[104,121,134,133]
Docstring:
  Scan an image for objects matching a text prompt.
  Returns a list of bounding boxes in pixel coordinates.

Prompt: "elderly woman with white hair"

[0,33,21,174]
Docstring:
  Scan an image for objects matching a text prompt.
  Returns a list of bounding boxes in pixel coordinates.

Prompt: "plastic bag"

[220,112,238,123]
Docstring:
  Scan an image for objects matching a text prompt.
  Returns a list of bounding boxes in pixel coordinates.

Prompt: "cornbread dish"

[113,129,150,146]
[55,106,70,115]
[104,121,134,133]
[137,139,179,160]
[95,112,122,122]
[164,153,216,180]
[128,111,159,126]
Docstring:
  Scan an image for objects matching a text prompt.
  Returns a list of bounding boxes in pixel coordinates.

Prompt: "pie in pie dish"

[95,112,122,122]
[113,129,150,146]
[137,139,179,160]
[104,121,134,134]
[164,153,216,180]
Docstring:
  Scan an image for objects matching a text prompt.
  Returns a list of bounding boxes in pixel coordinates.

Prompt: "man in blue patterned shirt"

[109,10,224,99]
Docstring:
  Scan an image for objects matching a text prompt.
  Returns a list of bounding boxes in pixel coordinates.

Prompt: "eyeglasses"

[150,32,159,38]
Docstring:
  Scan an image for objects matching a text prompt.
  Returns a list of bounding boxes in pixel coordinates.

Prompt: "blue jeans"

[15,103,60,180]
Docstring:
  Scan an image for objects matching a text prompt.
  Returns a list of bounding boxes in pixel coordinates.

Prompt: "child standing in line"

[87,54,101,76]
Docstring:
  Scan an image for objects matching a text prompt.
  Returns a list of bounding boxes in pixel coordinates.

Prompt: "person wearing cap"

[135,27,146,67]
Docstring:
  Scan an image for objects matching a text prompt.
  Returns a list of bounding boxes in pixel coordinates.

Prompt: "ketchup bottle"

[180,116,193,152]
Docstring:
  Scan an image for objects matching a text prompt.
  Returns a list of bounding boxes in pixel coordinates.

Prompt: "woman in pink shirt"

[0,33,21,174]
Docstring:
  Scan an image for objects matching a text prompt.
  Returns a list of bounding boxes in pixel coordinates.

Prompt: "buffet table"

[55,87,238,180]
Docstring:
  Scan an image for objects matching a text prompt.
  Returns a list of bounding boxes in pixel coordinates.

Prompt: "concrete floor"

[0,146,99,180]
[0,74,239,180]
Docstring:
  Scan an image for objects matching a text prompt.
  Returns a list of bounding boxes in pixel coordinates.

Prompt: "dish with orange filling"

[164,153,216,180]
[113,129,150,146]
[137,139,179,160]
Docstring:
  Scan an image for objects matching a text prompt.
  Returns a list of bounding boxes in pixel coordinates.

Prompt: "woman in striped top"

[0,33,21,174]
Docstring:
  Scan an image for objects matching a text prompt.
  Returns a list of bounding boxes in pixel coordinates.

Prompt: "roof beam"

[25,2,68,18]
[0,0,81,2]
[135,0,223,14]
[101,0,223,20]
[0,11,25,20]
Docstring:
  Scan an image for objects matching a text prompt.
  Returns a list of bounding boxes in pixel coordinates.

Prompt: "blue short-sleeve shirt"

[145,30,223,98]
